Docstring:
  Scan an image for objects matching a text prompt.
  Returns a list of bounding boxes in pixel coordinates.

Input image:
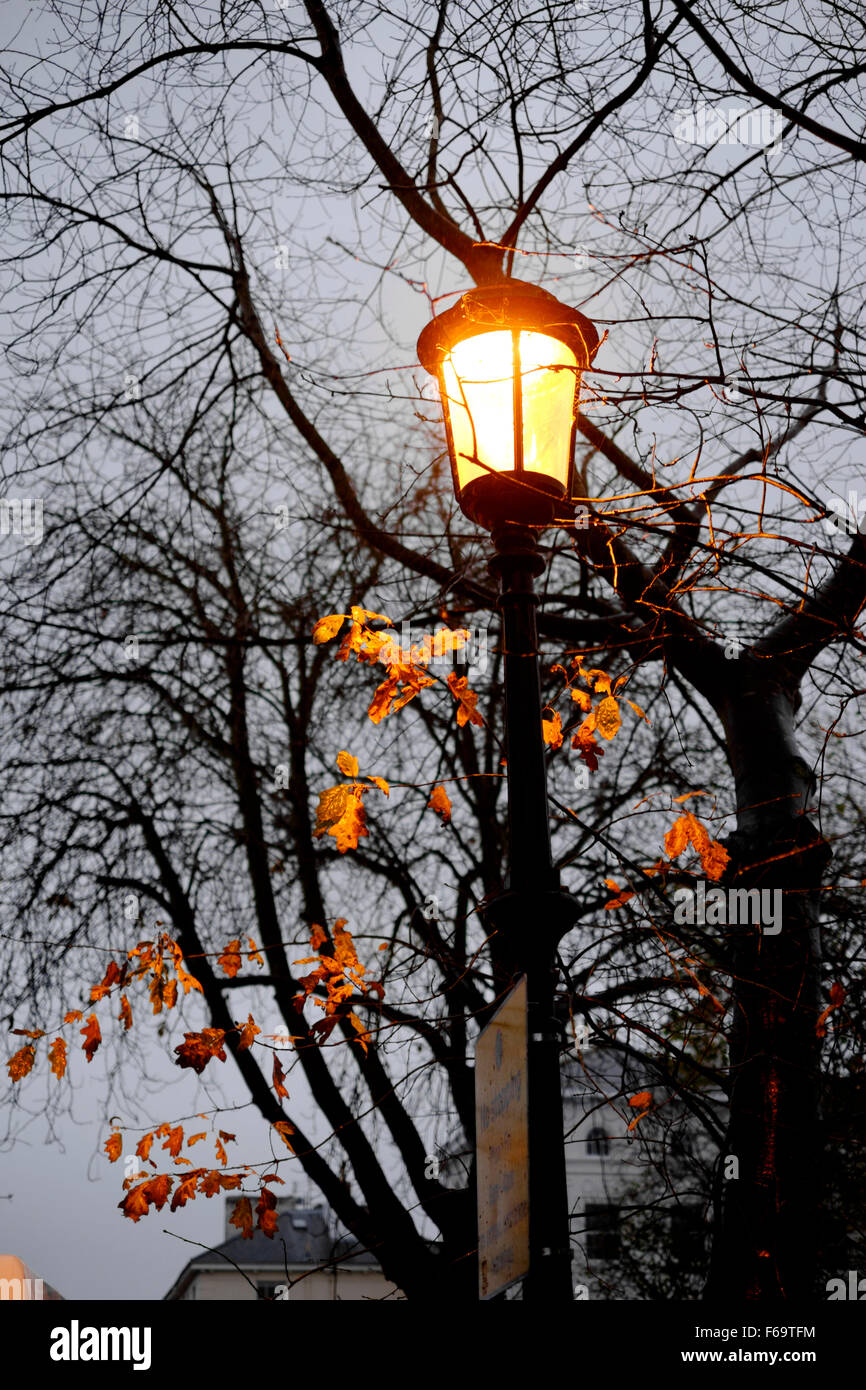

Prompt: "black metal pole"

[484,521,577,1303]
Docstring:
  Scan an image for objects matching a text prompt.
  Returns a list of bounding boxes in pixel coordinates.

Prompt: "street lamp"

[417,281,599,528]
[418,280,600,1304]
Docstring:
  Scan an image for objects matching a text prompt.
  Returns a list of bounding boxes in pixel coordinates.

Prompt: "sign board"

[476,974,529,1299]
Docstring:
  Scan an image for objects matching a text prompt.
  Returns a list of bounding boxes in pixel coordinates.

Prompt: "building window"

[586,1126,610,1156]
[585,1204,620,1261]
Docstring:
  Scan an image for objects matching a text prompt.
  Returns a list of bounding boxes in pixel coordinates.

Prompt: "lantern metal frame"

[417,281,599,529]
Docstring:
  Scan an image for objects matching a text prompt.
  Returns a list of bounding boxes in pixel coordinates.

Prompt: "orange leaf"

[229,1196,254,1240]
[314,784,368,854]
[215,1130,236,1167]
[626,699,649,724]
[542,709,563,749]
[170,1169,206,1212]
[136,1132,155,1162]
[347,1012,371,1053]
[627,1090,652,1131]
[48,1037,67,1079]
[447,672,483,728]
[257,1187,279,1238]
[174,1028,227,1074]
[336,750,359,779]
[604,878,635,910]
[247,937,264,966]
[80,1014,101,1063]
[105,1131,123,1163]
[118,1174,173,1223]
[161,1125,184,1158]
[596,696,622,741]
[312,613,347,644]
[665,811,730,881]
[427,784,452,824]
[571,688,592,712]
[187,1132,207,1147]
[118,995,133,1031]
[816,982,846,1038]
[237,1014,261,1051]
[11,1027,46,1039]
[64,1010,83,1023]
[91,959,122,1002]
[366,775,390,796]
[273,1121,295,1151]
[7,1044,36,1081]
[273,1054,289,1101]
[218,939,242,978]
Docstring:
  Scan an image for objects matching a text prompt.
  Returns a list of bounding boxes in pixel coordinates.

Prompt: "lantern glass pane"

[442,330,578,498]
[518,331,578,489]
[441,331,515,491]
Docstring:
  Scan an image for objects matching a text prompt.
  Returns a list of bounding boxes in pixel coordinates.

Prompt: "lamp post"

[418,281,599,1302]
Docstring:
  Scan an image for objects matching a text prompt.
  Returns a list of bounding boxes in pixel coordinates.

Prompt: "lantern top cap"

[417,280,599,374]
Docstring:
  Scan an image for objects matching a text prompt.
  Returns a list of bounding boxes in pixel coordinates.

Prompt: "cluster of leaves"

[291,920,384,1052]
[114,1123,291,1234]
[6,931,213,1082]
[544,654,648,770]
[313,606,482,728]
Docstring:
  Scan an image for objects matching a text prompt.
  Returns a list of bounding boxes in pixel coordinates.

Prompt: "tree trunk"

[706,677,830,1298]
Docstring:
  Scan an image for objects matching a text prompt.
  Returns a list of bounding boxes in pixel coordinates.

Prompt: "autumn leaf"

[198,1170,224,1197]
[80,1014,102,1063]
[187,1131,207,1147]
[91,959,122,1002]
[104,1131,123,1163]
[11,1027,46,1039]
[7,1044,36,1082]
[595,695,622,741]
[627,1090,653,1131]
[571,687,592,712]
[542,709,563,749]
[136,1132,155,1162]
[273,1054,289,1101]
[161,1125,184,1158]
[64,1010,83,1023]
[119,1174,173,1223]
[447,672,483,727]
[336,750,359,779]
[256,1187,279,1238]
[816,982,846,1038]
[603,878,635,910]
[237,1014,261,1051]
[366,775,390,796]
[428,784,452,824]
[368,665,436,723]
[626,698,649,724]
[215,1130,236,1167]
[170,1169,206,1212]
[665,811,730,882]
[273,1121,295,1151]
[217,939,242,978]
[174,1028,227,1074]
[312,613,347,644]
[48,1037,67,1079]
[347,1011,371,1053]
[247,937,264,966]
[314,784,368,853]
[118,995,133,1031]
[229,1196,254,1240]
